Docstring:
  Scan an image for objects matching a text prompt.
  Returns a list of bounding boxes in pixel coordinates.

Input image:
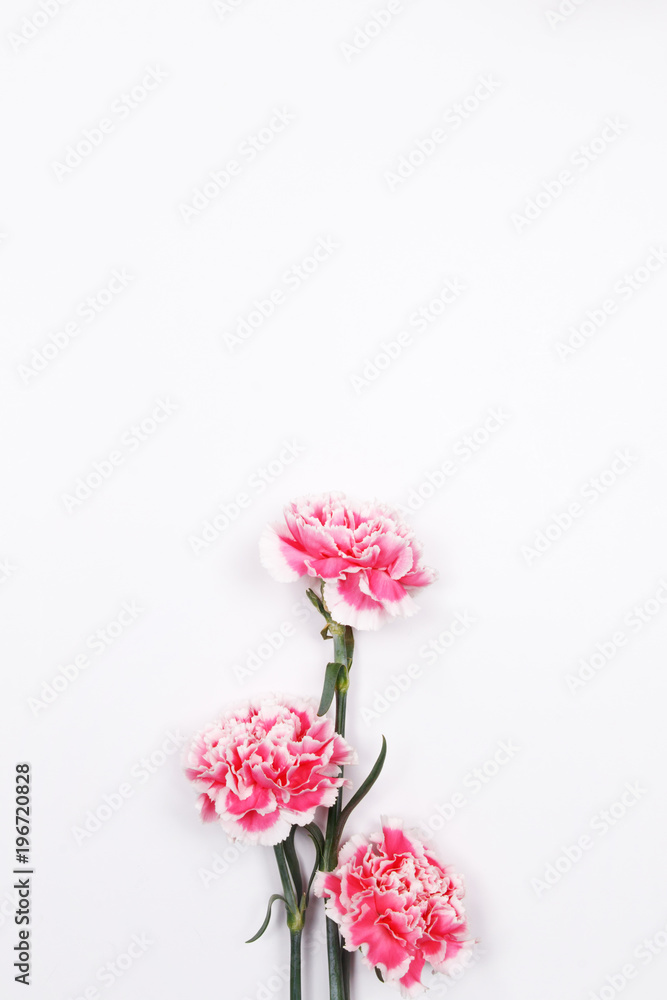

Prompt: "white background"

[2,1,667,999]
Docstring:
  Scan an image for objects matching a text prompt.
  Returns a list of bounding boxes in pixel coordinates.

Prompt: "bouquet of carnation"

[183,492,474,999]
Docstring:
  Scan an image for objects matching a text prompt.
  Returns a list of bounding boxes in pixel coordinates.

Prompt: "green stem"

[290,929,302,1000]
[323,622,353,1000]
[273,843,303,1000]
[342,949,351,1000]
[335,679,348,739]
[326,915,346,1000]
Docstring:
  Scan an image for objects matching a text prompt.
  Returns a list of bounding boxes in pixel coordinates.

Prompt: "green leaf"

[335,662,349,695]
[303,822,325,857]
[375,967,385,983]
[344,625,354,667]
[318,661,345,716]
[283,827,303,901]
[246,894,286,943]
[306,862,321,899]
[306,587,330,621]
[335,736,387,846]
[302,823,325,897]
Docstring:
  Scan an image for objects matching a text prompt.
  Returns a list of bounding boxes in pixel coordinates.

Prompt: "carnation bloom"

[314,819,471,997]
[184,696,356,846]
[259,492,436,630]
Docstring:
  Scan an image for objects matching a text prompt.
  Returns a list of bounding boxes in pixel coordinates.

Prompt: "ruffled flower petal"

[184,696,354,847]
[260,493,436,631]
[315,819,472,997]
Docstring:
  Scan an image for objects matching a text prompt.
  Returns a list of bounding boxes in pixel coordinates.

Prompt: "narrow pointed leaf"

[283,827,303,901]
[335,736,387,845]
[375,967,385,983]
[344,625,354,667]
[303,822,325,857]
[335,663,349,695]
[306,863,320,899]
[306,588,330,620]
[246,894,286,943]
[302,823,325,897]
[318,661,345,716]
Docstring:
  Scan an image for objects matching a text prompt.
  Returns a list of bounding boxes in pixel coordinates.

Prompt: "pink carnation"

[314,819,471,997]
[259,493,436,630]
[184,696,356,846]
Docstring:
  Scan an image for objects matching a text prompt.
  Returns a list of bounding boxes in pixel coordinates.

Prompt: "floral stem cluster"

[184,493,472,998]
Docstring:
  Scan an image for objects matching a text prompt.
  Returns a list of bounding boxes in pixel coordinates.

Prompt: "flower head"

[314,819,471,997]
[184,695,356,846]
[260,492,436,630]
